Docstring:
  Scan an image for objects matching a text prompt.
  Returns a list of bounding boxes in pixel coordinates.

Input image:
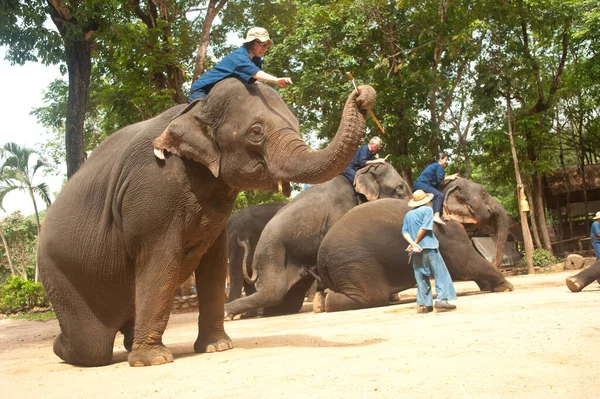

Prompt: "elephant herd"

[224,173,514,317]
[39,77,594,369]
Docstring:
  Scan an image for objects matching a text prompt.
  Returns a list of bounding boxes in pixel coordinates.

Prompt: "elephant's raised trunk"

[267,86,376,184]
[490,200,510,268]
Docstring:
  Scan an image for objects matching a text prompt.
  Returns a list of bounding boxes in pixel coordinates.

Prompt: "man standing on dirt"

[591,211,600,260]
[402,190,457,314]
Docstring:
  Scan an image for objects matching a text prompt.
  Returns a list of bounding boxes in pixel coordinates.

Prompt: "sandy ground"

[1,269,599,399]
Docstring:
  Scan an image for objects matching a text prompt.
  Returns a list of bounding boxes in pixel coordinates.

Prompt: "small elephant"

[38,78,377,366]
[226,202,288,304]
[566,260,600,292]
[315,198,514,313]
[224,162,412,319]
[441,178,510,268]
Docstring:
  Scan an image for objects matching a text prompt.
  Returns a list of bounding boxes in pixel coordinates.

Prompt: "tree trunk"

[533,173,552,251]
[155,0,186,104]
[192,0,229,81]
[0,228,16,277]
[64,40,91,178]
[524,177,542,249]
[29,188,41,283]
[506,95,534,274]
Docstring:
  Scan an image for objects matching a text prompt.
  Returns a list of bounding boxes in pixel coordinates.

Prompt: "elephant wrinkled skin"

[224,162,412,319]
[316,198,514,313]
[38,78,377,366]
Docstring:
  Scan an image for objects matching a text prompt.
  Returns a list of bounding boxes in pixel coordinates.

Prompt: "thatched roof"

[545,164,600,196]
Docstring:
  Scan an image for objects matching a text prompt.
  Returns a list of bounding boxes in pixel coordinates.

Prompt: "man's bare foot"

[434,217,446,225]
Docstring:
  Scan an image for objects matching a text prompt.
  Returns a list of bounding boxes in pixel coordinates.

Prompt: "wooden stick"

[346,72,385,135]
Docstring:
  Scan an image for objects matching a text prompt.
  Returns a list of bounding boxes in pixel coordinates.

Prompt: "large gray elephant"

[315,198,514,313]
[224,162,412,319]
[566,260,600,292]
[441,178,510,268]
[226,202,288,304]
[38,78,377,367]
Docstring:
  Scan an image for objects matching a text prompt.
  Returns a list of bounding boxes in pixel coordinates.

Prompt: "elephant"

[224,162,412,319]
[566,260,600,292]
[314,198,514,313]
[226,201,288,304]
[37,77,377,367]
[440,177,510,268]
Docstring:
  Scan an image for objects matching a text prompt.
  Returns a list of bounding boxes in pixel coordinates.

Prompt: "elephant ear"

[443,183,478,224]
[152,99,221,177]
[354,164,380,202]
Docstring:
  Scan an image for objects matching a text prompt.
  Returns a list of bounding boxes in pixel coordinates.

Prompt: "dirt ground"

[1,268,599,399]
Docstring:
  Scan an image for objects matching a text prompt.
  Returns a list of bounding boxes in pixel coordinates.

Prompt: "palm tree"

[0,143,52,282]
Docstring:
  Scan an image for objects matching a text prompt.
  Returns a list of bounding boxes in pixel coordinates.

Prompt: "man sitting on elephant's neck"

[402,190,457,314]
[413,152,458,225]
[188,27,292,102]
[342,137,385,202]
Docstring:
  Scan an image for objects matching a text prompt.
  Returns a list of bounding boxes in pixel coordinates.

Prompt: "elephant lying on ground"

[315,198,514,313]
[38,78,377,366]
[224,162,412,319]
[566,260,600,292]
[440,178,510,268]
[226,202,288,304]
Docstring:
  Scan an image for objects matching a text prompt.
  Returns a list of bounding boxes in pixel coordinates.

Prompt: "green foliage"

[519,249,558,269]
[0,212,38,280]
[232,190,291,214]
[0,275,49,314]
[10,311,56,321]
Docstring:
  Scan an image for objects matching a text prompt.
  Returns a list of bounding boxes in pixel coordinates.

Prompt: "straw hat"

[408,190,434,208]
[594,211,600,220]
[243,27,273,46]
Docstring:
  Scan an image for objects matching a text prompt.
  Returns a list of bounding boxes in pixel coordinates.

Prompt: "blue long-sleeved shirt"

[415,162,446,188]
[189,46,262,102]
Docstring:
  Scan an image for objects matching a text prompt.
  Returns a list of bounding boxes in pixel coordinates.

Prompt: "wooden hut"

[544,164,600,255]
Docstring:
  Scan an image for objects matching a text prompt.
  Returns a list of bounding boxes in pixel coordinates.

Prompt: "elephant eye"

[246,124,265,144]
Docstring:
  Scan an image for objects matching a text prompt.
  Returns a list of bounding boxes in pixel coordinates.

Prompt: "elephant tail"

[238,237,258,284]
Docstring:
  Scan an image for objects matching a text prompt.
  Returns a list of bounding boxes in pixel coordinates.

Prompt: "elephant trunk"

[238,238,257,284]
[267,86,375,184]
[490,200,510,268]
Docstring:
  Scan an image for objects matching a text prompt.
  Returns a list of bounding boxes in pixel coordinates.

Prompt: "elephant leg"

[48,273,129,366]
[194,230,233,354]
[262,277,314,316]
[324,290,388,313]
[566,260,600,292]
[120,320,135,352]
[323,269,390,313]
[224,251,303,318]
[128,240,183,367]
[475,279,491,292]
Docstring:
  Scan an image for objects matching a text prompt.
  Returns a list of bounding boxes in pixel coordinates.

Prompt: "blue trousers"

[412,181,444,214]
[412,248,457,306]
[593,240,600,260]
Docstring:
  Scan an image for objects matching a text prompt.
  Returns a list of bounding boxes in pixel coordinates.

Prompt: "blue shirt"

[592,221,600,242]
[415,162,446,188]
[189,46,262,101]
[402,205,439,249]
[347,144,375,171]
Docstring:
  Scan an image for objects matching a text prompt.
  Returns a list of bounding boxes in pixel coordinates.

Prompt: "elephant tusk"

[278,180,283,193]
[153,147,165,160]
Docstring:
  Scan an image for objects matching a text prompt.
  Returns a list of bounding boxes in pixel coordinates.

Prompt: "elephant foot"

[566,277,584,293]
[491,280,514,292]
[194,333,233,354]
[389,292,400,303]
[313,291,326,313]
[128,343,174,367]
